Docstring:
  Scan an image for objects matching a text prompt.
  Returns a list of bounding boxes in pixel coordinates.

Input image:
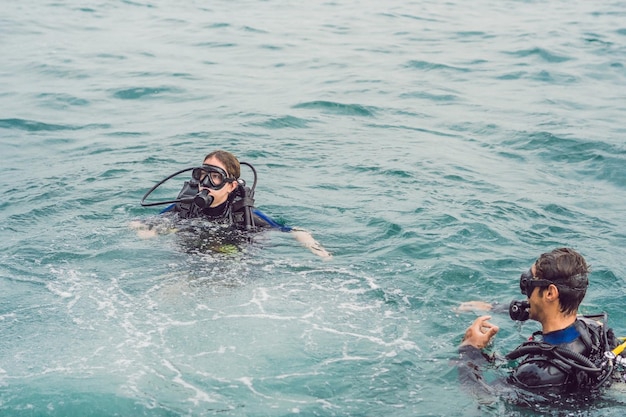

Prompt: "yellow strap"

[613,339,626,356]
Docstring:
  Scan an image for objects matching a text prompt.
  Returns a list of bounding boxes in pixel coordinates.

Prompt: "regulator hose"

[140,167,196,207]
[506,342,601,374]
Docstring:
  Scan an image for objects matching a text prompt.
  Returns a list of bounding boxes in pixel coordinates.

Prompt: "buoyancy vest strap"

[232,197,255,212]
[505,342,600,373]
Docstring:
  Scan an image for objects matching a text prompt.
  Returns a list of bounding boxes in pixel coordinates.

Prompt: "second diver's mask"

[189,165,236,211]
[191,165,235,190]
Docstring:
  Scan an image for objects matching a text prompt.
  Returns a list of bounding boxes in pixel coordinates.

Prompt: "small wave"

[254,115,315,129]
[36,93,90,108]
[0,118,79,132]
[193,41,237,48]
[399,90,459,102]
[112,86,184,100]
[506,47,571,63]
[346,164,414,179]
[529,69,578,83]
[404,60,470,72]
[496,71,527,80]
[293,101,376,117]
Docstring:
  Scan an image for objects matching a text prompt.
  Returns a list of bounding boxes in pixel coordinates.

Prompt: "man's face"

[526,264,545,322]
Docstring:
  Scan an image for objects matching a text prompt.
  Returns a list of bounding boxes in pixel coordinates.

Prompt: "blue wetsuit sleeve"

[252,209,293,232]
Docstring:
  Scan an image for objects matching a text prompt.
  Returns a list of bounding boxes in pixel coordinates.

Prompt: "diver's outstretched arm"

[456,301,494,312]
[290,228,332,259]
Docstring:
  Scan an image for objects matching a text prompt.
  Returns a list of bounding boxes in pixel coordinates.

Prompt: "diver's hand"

[291,229,332,259]
[460,315,499,349]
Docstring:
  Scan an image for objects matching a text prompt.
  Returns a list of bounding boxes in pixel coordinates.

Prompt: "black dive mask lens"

[519,269,534,296]
[191,165,231,189]
[519,269,553,296]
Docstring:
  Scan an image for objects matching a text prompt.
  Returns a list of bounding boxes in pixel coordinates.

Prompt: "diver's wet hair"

[535,248,589,315]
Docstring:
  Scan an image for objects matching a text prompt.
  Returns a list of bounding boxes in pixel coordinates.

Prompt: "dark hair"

[535,248,589,315]
[203,150,241,179]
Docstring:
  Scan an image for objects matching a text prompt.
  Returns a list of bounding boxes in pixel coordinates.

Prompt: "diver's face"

[201,156,238,207]
[527,264,544,322]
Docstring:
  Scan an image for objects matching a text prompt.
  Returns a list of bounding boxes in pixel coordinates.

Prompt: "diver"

[133,150,331,258]
[457,248,625,403]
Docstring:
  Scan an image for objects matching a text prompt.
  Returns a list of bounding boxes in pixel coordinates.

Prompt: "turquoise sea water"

[1,0,626,415]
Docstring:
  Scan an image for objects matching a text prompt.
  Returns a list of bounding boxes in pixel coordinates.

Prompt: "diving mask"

[191,165,235,190]
[519,268,553,297]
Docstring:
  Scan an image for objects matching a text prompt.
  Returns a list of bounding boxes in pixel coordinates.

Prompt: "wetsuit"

[156,192,292,254]
[458,317,623,399]
[507,318,617,393]
[167,199,270,229]
[163,182,291,232]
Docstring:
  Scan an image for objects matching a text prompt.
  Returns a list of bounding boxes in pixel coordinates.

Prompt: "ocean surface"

[1,0,626,416]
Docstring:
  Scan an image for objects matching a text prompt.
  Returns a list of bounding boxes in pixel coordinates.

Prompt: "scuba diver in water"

[457,248,625,403]
[133,150,331,258]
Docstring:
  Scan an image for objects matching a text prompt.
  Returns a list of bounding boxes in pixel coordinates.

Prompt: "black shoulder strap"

[574,320,595,353]
[231,196,255,212]
[576,315,612,355]
[229,185,256,230]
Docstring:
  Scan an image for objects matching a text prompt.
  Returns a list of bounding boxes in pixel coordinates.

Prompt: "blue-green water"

[1,0,626,415]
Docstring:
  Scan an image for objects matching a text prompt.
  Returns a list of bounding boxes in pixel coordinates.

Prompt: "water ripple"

[293,101,376,117]
[0,118,80,132]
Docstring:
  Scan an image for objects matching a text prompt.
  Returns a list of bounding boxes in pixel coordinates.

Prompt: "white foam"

[161,359,219,405]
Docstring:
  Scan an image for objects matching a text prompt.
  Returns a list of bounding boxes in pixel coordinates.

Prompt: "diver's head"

[510,248,589,322]
[204,150,241,179]
[192,151,240,208]
[533,248,588,315]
